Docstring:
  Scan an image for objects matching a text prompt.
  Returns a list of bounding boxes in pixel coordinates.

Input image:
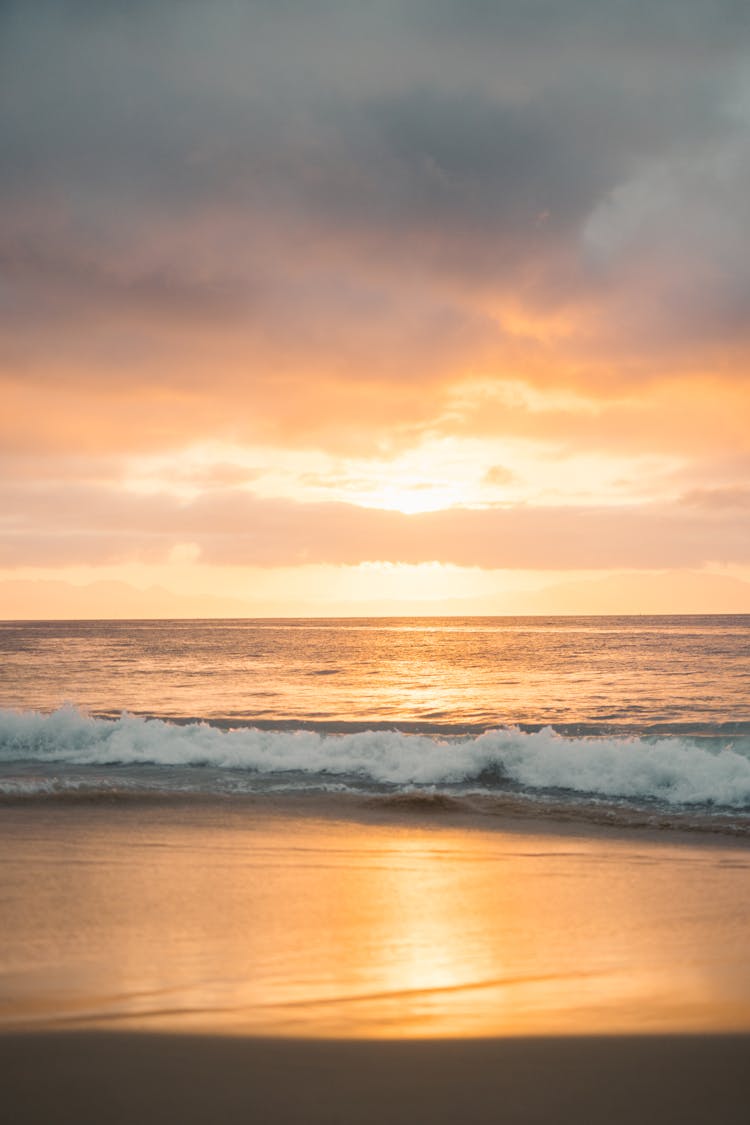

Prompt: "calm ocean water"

[1,615,750,831]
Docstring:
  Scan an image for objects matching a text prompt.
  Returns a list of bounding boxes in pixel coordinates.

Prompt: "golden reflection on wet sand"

[2,803,750,1037]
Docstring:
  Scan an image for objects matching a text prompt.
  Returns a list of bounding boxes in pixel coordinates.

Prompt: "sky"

[2,0,750,617]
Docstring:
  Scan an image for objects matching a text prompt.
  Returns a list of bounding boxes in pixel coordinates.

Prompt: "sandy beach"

[3,1029,750,1125]
[1,798,750,1120]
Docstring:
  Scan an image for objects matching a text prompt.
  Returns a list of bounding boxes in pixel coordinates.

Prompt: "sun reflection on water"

[3,806,750,1038]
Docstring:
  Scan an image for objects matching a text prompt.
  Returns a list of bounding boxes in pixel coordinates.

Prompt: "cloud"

[679,486,750,510]
[483,466,517,487]
[1,482,749,571]
[1,0,749,599]
[1,0,749,463]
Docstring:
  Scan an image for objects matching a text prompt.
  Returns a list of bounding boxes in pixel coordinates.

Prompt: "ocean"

[3,615,750,1041]
[2,614,750,834]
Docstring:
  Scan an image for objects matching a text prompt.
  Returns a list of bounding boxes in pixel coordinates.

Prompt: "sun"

[357,481,470,515]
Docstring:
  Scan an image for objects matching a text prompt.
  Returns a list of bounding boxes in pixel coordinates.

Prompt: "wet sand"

[2,801,750,1121]
[3,1030,750,1125]
[3,800,750,1037]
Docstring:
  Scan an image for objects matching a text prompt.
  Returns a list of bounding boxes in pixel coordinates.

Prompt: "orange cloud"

[2,0,750,596]
[1,482,749,571]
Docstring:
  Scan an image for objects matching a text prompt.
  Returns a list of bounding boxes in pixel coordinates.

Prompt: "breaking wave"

[2,706,750,814]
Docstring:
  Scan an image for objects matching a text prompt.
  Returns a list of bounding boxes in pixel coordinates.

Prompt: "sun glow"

[351,483,467,515]
[119,434,682,519]
[119,438,498,512]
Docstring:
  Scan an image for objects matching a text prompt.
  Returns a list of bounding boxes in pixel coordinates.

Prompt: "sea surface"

[1,615,750,833]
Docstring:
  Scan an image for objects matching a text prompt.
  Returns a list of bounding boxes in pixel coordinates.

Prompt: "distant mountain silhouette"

[0,579,254,620]
[0,570,748,619]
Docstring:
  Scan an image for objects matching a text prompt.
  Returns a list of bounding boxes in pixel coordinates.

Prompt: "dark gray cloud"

[1,0,750,462]
[417,0,750,48]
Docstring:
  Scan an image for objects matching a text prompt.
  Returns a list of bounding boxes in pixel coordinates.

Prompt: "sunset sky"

[2,0,750,616]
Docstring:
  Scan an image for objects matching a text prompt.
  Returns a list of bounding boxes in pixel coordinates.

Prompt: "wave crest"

[1,706,750,809]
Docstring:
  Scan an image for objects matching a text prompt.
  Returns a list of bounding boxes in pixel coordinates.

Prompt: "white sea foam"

[2,706,750,809]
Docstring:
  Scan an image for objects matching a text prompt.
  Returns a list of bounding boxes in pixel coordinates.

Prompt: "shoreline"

[2,786,748,845]
[3,1030,750,1124]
